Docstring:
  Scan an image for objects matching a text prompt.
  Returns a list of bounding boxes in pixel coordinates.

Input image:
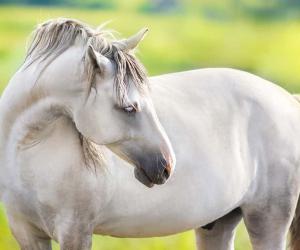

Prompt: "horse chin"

[134,168,155,188]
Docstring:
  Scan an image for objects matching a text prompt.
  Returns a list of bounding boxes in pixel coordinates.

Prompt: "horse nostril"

[163,168,170,179]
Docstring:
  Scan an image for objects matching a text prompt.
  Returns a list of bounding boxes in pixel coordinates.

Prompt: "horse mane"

[24,18,148,169]
[25,18,148,104]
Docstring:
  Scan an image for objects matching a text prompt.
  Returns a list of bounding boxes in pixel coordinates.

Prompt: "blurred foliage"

[0,0,116,8]
[0,1,300,249]
[1,4,300,92]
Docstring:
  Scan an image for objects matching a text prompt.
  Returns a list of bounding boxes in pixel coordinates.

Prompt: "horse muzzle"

[108,141,175,188]
[133,152,173,187]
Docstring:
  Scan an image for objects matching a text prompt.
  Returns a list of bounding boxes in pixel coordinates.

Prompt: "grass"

[0,4,299,249]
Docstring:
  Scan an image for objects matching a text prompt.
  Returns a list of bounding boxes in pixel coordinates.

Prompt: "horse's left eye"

[123,105,136,114]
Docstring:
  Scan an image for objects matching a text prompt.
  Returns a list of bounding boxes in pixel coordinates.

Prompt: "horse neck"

[0,46,83,144]
[13,98,73,150]
[0,56,104,170]
[0,89,68,165]
[0,73,35,145]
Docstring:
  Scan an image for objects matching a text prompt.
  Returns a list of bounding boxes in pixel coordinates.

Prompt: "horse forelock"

[85,33,148,106]
[25,18,148,105]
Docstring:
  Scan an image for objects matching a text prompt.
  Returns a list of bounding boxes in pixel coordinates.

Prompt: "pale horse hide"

[0,19,175,250]
[2,19,300,250]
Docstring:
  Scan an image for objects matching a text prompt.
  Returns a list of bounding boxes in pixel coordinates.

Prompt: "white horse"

[0,19,176,249]
[1,19,300,250]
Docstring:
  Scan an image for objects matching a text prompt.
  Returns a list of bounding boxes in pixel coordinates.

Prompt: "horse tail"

[290,94,300,249]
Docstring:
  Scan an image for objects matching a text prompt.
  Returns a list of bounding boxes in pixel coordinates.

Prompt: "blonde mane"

[24,18,148,169]
[25,18,148,104]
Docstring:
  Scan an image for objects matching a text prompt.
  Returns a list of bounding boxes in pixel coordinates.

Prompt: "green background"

[1,0,300,249]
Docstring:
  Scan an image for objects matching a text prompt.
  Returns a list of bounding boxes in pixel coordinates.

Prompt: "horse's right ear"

[87,45,110,75]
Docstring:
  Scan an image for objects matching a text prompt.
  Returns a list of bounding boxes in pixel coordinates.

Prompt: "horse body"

[6,68,299,242]
[0,19,177,249]
[1,19,300,250]
[93,68,300,239]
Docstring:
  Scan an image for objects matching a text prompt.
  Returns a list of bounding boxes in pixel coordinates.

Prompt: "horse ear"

[87,45,110,74]
[114,28,148,51]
